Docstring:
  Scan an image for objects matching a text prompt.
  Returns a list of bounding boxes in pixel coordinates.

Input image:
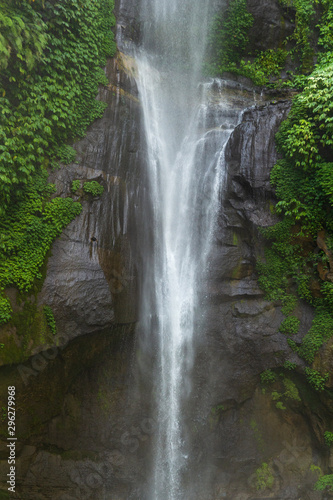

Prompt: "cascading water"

[133,1,246,498]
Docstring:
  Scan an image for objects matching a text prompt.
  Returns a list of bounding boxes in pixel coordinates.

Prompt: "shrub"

[305,368,329,391]
[83,181,104,197]
[71,180,81,193]
[324,431,333,447]
[43,305,56,335]
[256,462,274,491]
[314,474,333,492]
[260,370,277,384]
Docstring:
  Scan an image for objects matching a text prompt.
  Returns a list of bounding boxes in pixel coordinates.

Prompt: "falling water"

[133,1,244,498]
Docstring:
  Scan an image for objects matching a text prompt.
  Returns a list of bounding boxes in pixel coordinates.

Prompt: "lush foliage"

[255,462,274,491]
[71,180,81,193]
[0,171,82,325]
[324,431,333,447]
[279,0,317,72]
[257,1,333,392]
[43,305,56,335]
[207,0,327,86]
[57,145,77,165]
[207,0,253,74]
[283,360,297,370]
[71,179,104,196]
[83,180,104,197]
[261,370,301,410]
[260,369,277,384]
[0,0,115,212]
[0,0,47,71]
[314,474,333,492]
[305,368,329,391]
[0,0,116,325]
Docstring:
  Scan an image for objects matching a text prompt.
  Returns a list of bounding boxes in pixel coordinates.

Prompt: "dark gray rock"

[37,55,143,350]
[247,0,295,53]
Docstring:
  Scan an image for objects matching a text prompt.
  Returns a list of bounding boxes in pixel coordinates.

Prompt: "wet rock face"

[189,100,328,499]
[38,55,143,347]
[246,0,295,53]
[115,0,142,49]
[225,102,292,196]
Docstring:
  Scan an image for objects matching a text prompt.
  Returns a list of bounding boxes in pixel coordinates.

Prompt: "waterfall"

[133,1,243,498]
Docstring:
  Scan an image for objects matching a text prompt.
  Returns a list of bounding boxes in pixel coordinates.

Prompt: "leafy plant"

[260,369,277,384]
[0,294,13,326]
[0,0,47,71]
[276,401,287,410]
[310,464,322,475]
[206,0,253,75]
[324,431,333,447]
[255,462,274,491]
[279,0,316,71]
[71,180,81,193]
[283,361,297,370]
[283,377,301,401]
[43,305,56,335]
[83,181,104,197]
[305,368,329,391]
[56,145,77,165]
[279,316,300,335]
[314,474,333,492]
[0,170,82,323]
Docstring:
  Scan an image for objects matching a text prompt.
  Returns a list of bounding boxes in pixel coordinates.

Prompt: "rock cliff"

[0,1,332,499]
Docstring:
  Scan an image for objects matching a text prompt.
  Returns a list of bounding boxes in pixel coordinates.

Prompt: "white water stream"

[134,1,243,498]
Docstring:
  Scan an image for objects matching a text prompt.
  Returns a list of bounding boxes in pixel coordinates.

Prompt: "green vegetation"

[83,181,104,197]
[279,315,300,335]
[239,49,288,87]
[71,180,81,193]
[279,0,317,72]
[0,172,81,325]
[71,180,104,197]
[310,464,322,475]
[43,305,56,335]
[275,401,287,410]
[207,0,254,75]
[314,474,333,492]
[260,370,301,409]
[324,431,333,446]
[283,360,297,370]
[57,145,77,165]
[305,368,329,391]
[255,462,274,491]
[0,0,116,325]
[250,419,265,453]
[256,2,333,392]
[207,0,328,86]
[260,369,277,384]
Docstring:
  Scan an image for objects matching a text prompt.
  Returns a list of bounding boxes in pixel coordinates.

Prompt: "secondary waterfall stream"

[133,0,245,498]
